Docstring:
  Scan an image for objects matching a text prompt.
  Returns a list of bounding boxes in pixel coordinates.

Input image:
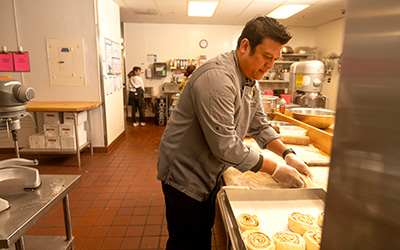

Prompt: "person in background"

[128,66,145,127]
[178,64,196,91]
[157,16,314,250]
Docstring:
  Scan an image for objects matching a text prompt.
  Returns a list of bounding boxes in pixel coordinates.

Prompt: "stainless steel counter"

[162,82,180,122]
[0,174,81,250]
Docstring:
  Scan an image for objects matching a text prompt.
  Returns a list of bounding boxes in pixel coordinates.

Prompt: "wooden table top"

[26,101,102,112]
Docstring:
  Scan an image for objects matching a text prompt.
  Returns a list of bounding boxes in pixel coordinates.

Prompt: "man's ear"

[239,38,250,53]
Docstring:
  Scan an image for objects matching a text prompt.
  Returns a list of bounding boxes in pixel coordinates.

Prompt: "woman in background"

[178,65,196,91]
[128,66,146,127]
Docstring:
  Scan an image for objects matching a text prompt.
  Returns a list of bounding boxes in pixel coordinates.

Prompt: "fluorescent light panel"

[188,1,218,17]
[267,4,310,19]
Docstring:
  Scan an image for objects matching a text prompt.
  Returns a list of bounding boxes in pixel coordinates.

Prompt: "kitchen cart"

[0,175,81,250]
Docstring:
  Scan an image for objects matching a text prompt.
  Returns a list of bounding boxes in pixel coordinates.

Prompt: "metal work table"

[0,175,81,250]
[21,101,102,167]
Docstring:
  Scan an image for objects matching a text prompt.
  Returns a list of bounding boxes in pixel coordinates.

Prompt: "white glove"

[272,163,306,188]
[285,154,314,180]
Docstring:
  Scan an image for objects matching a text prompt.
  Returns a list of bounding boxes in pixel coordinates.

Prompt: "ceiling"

[113,0,347,27]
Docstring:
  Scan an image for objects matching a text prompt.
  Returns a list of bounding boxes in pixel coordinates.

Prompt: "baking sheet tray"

[218,188,326,250]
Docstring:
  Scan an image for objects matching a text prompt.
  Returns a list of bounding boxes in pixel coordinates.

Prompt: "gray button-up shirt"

[157,50,280,201]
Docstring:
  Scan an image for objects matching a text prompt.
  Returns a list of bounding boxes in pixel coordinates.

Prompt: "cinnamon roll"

[317,211,324,227]
[272,231,305,250]
[237,213,260,231]
[242,230,275,250]
[288,212,319,235]
[303,230,321,250]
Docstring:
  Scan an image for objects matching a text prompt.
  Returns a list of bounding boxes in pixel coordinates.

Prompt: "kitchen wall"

[123,23,316,98]
[315,18,346,110]
[0,0,124,149]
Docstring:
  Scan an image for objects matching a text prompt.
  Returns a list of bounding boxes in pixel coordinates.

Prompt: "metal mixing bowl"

[287,108,335,129]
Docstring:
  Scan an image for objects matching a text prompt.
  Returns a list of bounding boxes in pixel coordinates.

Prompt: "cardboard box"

[60,131,87,150]
[43,112,60,124]
[44,124,59,137]
[29,132,45,149]
[45,136,61,149]
[63,111,87,124]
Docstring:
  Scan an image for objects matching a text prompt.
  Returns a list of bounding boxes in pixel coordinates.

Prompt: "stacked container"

[60,111,87,150]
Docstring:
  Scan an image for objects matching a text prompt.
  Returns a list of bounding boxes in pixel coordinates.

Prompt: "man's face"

[238,38,283,80]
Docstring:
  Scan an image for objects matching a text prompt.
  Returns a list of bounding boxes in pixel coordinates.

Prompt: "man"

[157,16,313,250]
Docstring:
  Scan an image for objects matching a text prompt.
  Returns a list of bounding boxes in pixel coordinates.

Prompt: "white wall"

[98,0,125,145]
[315,18,346,110]
[123,23,316,97]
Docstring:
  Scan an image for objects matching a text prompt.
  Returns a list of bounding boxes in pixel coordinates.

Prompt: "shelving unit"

[20,101,101,167]
[258,53,318,92]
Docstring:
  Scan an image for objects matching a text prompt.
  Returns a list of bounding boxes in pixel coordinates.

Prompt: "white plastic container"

[279,126,307,136]
[43,124,59,137]
[29,132,45,149]
[63,111,87,124]
[43,112,60,124]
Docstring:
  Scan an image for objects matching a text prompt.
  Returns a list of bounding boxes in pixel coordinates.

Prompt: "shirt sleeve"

[247,90,280,149]
[189,68,261,172]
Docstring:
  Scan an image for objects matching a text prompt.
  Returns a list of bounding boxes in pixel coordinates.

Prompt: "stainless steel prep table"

[0,175,81,250]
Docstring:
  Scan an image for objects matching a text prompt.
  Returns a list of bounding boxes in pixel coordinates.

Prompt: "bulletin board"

[104,38,121,75]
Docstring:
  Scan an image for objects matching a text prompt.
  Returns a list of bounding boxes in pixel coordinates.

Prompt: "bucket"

[281,94,292,104]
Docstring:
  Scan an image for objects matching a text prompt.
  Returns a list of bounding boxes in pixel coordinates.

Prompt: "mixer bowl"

[287,108,335,129]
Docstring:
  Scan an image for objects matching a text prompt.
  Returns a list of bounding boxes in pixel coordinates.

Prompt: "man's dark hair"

[237,16,292,54]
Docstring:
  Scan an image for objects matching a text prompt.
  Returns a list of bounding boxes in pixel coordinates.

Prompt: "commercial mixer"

[289,60,326,108]
[0,78,35,157]
[0,78,38,213]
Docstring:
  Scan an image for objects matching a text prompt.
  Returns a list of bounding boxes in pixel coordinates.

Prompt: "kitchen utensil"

[288,108,335,129]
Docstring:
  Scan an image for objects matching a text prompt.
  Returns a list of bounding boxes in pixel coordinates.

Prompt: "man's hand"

[272,163,307,188]
[285,154,314,180]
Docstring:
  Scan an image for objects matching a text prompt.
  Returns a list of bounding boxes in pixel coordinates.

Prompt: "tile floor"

[1,122,228,250]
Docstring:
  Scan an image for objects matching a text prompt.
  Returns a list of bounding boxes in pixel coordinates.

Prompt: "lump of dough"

[317,211,324,227]
[288,212,319,235]
[303,230,321,250]
[237,213,260,231]
[242,230,275,250]
[272,231,305,250]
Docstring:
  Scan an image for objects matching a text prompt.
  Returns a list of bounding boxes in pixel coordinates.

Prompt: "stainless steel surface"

[261,95,279,120]
[4,236,75,250]
[293,92,326,108]
[288,107,335,129]
[0,175,80,248]
[0,79,35,158]
[321,0,400,249]
[218,188,326,250]
[0,198,10,213]
[0,167,41,190]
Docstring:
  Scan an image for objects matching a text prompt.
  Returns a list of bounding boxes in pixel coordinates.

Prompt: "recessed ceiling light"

[267,4,310,19]
[188,1,218,17]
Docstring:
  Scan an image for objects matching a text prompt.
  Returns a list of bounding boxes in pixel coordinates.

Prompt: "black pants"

[162,182,216,250]
[129,89,144,123]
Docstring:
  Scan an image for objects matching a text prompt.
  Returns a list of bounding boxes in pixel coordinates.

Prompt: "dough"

[237,213,260,231]
[303,230,321,250]
[272,231,305,250]
[317,211,324,227]
[288,212,319,235]
[242,230,275,250]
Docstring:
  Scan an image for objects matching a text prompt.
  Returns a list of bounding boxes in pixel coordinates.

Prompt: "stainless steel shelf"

[4,236,74,250]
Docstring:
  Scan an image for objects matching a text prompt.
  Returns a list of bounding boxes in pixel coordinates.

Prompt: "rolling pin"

[280,134,310,145]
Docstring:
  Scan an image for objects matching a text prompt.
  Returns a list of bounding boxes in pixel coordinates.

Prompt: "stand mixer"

[289,60,326,108]
[0,78,39,213]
